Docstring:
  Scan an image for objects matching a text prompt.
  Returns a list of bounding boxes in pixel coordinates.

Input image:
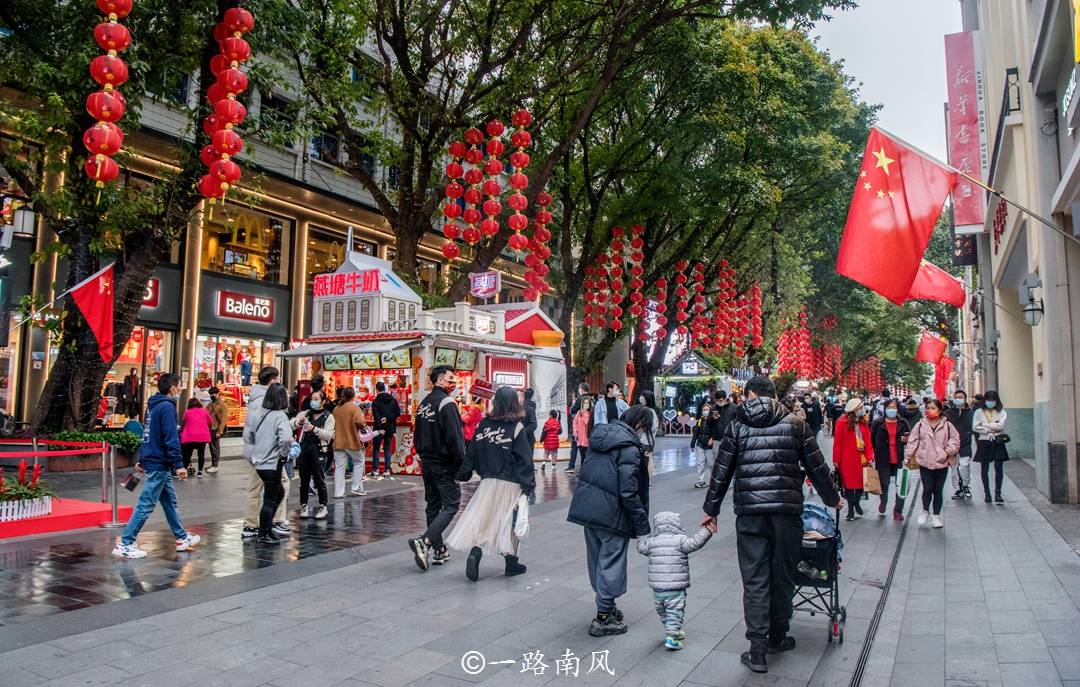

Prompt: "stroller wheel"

[827,620,834,643]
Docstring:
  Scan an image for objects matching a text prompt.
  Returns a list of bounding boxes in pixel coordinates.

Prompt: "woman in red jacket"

[540,410,561,471]
[833,397,872,521]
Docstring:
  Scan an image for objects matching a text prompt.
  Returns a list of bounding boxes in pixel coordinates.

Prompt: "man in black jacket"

[713,390,737,436]
[946,389,975,499]
[409,365,466,571]
[701,375,843,675]
[371,381,402,478]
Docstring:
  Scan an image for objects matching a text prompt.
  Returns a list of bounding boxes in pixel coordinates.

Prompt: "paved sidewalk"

[1,437,1078,686]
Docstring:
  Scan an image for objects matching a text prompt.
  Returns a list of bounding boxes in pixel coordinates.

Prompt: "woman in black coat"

[870,398,910,521]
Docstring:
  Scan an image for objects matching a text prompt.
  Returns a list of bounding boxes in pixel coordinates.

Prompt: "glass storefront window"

[100,326,174,426]
[306,228,377,289]
[195,335,284,428]
[201,205,287,283]
[0,316,22,415]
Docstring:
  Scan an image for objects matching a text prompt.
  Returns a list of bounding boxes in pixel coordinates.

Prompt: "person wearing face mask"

[691,402,713,489]
[972,389,1008,503]
[291,391,335,519]
[833,398,872,521]
[409,365,467,571]
[904,399,960,527]
[593,381,629,426]
[945,390,975,499]
[870,398,911,521]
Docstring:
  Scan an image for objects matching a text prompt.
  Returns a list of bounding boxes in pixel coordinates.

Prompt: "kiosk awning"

[278,338,419,359]
[433,336,564,363]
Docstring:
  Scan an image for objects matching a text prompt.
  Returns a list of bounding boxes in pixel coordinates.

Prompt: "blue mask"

[984,400,996,409]
[952,398,965,407]
[310,401,322,411]
[885,408,898,419]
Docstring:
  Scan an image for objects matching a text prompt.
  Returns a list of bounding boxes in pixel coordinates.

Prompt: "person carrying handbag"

[904,399,960,529]
[248,383,295,545]
[291,390,335,520]
[972,389,1009,503]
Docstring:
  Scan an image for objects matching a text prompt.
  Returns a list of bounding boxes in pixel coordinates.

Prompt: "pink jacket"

[180,406,213,444]
[904,417,960,469]
[573,410,591,447]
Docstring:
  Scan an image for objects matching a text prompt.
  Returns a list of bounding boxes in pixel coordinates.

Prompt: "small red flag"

[934,356,954,400]
[906,261,966,308]
[68,263,115,363]
[915,330,947,364]
[836,127,957,304]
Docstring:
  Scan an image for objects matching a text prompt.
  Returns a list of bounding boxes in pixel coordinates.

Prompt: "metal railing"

[987,67,1022,195]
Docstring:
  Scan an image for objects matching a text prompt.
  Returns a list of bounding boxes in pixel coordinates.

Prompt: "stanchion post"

[100,440,108,503]
[100,443,125,529]
[32,436,39,469]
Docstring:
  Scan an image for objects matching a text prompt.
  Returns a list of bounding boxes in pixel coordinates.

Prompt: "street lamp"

[1021,273,1044,327]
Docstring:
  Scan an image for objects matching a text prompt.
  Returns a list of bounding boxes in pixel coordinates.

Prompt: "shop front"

[197,272,291,428]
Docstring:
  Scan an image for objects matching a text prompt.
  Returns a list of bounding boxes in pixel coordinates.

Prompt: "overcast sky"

[813,0,963,161]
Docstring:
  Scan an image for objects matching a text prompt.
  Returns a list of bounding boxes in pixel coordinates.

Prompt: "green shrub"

[48,430,142,456]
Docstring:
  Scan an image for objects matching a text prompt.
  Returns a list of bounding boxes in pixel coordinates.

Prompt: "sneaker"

[664,636,683,650]
[917,511,930,527]
[256,533,280,545]
[878,499,886,514]
[541,464,546,472]
[741,650,767,673]
[565,468,575,474]
[299,505,310,519]
[845,512,855,521]
[112,543,147,559]
[272,523,290,536]
[931,514,944,529]
[196,471,203,478]
[431,548,451,566]
[893,511,904,522]
[985,494,993,503]
[241,526,258,539]
[409,537,430,571]
[175,533,201,551]
[611,606,624,623]
[963,486,972,498]
[767,637,796,654]
[995,493,1005,503]
[951,489,964,500]
[350,487,367,496]
[206,466,218,474]
[375,474,385,481]
[588,615,628,637]
[314,506,328,520]
[693,481,706,489]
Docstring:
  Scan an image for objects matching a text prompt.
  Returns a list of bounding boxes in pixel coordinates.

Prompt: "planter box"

[0,496,53,522]
[46,452,131,473]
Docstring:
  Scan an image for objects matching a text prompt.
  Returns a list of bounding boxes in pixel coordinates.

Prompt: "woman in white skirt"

[447,385,536,581]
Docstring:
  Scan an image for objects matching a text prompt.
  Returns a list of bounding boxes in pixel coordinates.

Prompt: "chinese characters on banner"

[945,31,988,233]
[312,268,381,297]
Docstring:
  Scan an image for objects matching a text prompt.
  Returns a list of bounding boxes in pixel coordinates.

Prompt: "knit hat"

[844,398,863,414]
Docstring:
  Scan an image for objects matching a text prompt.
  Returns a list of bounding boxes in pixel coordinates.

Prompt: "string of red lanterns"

[197,6,255,212]
[84,0,135,190]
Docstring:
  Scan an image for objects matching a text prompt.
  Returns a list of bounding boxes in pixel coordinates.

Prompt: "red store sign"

[142,278,160,308]
[218,290,274,323]
[312,269,381,297]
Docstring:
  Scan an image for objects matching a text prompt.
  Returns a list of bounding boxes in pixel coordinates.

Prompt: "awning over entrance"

[277,337,419,359]
[432,335,559,360]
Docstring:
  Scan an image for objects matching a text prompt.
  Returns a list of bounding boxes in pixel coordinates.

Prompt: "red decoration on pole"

[84,0,135,192]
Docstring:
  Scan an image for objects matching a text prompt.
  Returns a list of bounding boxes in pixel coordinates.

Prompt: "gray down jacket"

[634,511,712,591]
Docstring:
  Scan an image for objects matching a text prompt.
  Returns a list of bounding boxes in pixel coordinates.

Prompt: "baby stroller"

[793,486,847,644]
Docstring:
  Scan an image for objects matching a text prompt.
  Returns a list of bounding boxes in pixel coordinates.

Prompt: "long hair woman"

[446,385,536,581]
[833,398,872,521]
[249,383,294,545]
[870,398,911,521]
[973,389,1009,503]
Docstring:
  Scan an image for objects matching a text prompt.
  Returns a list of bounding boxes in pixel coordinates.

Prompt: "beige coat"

[904,417,960,470]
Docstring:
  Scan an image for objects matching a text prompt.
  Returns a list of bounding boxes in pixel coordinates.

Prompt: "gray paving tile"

[1050,647,1080,682]
[993,633,1052,663]
[999,662,1063,687]
[988,609,1039,635]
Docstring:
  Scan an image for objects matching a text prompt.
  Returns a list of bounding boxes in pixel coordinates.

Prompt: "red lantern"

[441,241,461,260]
[485,138,505,157]
[508,214,528,232]
[483,158,504,176]
[210,158,242,185]
[445,161,464,179]
[444,182,464,198]
[216,68,248,96]
[214,97,247,126]
[512,109,533,127]
[96,0,133,19]
[198,174,225,199]
[442,223,461,240]
[508,233,529,251]
[211,128,244,156]
[94,22,131,52]
[510,130,532,148]
[442,203,462,219]
[510,151,530,169]
[199,145,219,167]
[206,82,228,105]
[462,207,481,225]
[464,127,484,145]
[89,54,128,87]
[508,172,528,190]
[480,218,499,237]
[223,7,256,34]
[463,168,484,186]
[533,226,551,243]
[83,121,123,155]
[86,89,126,122]
[202,115,223,137]
[84,155,119,185]
[213,23,229,44]
[462,225,482,244]
[221,37,251,63]
[536,191,553,206]
[448,141,467,158]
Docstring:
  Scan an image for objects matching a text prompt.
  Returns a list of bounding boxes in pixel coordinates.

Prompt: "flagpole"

[876,125,1080,248]
[6,262,116,334]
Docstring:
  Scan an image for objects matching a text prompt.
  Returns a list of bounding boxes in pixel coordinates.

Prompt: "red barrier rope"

[0,448,105,458]
[1,438,108,448]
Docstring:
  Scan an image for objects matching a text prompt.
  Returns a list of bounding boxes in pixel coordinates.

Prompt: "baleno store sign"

[218,289,274,324]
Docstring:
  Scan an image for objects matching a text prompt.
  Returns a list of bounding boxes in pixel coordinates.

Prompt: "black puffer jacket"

[567,421,650,537]
[703,397,840,517]
[457,417,536,496]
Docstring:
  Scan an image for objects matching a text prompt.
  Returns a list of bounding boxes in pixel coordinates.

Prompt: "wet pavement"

[0,442,693,627]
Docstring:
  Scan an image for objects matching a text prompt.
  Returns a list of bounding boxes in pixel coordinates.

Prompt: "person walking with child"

[636,511,715,650]
[541,410,561,471]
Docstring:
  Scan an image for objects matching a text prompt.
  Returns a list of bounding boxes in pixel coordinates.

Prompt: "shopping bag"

[897,467,911,499]
[513,494,530,539]
[863,465,881,495]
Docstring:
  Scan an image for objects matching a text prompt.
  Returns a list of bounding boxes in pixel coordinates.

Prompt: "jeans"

[920,466,949,514]
[981,460,1005,497]
[298,445,328,507]
[257,461,285,534]
[568,442,584,469]
[652,590,687,636]
[372,430,394,473]
[182,442,206,472]
[583,526,630,613]
[694,445,715,485]
[735,513,802,651]
[420,460,461,549]
[333,449,365,497]
[121,469,187,545]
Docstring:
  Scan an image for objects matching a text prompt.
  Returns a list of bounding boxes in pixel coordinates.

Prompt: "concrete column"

[287,219,310,384]
[177,202,205,411]
[19,211,58,422]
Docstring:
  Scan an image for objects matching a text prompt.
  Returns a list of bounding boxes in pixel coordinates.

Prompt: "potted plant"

[44,431,142,472]
[0,460,57,522]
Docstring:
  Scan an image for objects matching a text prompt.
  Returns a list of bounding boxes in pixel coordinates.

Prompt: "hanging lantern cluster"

[688,263,708,348]
[626,225,646,322]
[582,251,610,328]
[84,0,134,189]
[840,356,882,392]
[606,227,627,331]
[672,260,690,336]
[750,283,763,348]
[645,276,669,342]
[198,6,256,210]
[797,308,813,379]
[732,292,751,359]
[523,191,555,300]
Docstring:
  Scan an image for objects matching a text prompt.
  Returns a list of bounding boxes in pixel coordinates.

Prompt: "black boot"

[466,546,482,582]
[504,554,527,577]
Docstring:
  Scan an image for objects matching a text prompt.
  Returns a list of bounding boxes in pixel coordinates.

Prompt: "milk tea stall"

[280,251,566,474]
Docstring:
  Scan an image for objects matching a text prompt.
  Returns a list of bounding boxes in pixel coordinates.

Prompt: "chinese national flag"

[915,330,947,364]
[934,356,955,400]
[906,260,967,308]
[69,263,115,363]
[836,127,957,304]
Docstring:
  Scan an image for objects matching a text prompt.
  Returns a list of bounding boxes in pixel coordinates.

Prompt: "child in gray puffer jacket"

[636,511,714,650]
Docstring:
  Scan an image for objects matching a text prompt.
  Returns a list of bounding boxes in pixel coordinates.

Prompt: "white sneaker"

[931,515,944,529]
[175,533,201,551]
[112,543,147,559]
[350,487,366,496]
[314,506,328,520]
[206,466,218,474]
[272,523,290,536]
[299,505,310,519]
[917,511,930,527]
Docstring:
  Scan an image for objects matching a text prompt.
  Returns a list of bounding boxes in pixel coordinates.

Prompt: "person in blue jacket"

[113,373,202,559]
